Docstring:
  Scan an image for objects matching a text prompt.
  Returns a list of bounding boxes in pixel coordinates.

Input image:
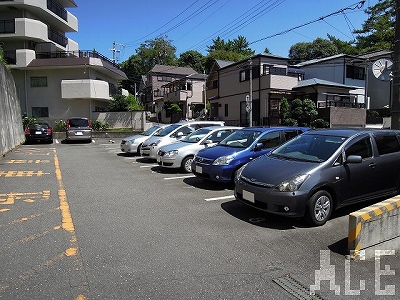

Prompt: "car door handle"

[368,162,377,168]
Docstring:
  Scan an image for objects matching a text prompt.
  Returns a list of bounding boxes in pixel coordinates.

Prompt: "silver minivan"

[141,120,225,160]
[66,117,92,142]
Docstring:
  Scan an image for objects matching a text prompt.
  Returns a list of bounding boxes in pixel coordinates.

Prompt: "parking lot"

[0,137,398,299]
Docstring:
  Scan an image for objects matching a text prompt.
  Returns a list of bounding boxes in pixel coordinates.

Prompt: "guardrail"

[348,196,400,260]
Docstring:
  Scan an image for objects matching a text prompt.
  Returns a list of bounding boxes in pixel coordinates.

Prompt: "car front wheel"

[305,190,332,226]
[181,156,194,173]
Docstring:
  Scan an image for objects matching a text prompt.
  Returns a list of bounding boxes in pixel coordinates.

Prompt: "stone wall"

[0,62,24,156]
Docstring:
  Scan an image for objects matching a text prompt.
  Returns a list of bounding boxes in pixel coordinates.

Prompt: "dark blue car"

[191,126,309,183]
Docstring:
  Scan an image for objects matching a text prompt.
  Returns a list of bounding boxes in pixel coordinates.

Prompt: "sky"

[68,0,379,63]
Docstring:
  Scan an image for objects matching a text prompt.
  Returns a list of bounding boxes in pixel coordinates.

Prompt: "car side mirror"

[203,139,213,146]
[345,155,362,164]
[253,143,263,151]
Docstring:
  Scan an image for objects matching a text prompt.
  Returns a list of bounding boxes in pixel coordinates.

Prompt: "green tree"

[120,36,177,94]
[327,34,359,55]
[354,0,395,53]
[289,38,339,63]
[177,50,205,73]
[108,94,143,112]
[0,45,8,65]
[280,98,318,127]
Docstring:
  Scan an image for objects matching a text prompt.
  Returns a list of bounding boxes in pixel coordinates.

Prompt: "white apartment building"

[0,0,128,124]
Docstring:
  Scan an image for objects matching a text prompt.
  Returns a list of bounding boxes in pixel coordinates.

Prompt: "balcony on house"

[61,79,111,101]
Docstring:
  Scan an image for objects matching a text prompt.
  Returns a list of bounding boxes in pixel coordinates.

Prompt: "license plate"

[195,165,202,173]
[243,190,255,203]
[75,131,83,136]
[35,131,42,135]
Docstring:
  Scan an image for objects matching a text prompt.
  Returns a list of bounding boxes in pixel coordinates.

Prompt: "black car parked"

[24,122,53,144]
[235,128,400,226]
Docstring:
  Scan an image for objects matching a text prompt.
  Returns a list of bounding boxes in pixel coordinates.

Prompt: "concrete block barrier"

[348,196,400,260]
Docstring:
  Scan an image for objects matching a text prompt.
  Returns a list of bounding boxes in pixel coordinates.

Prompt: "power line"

[249,1,366,46]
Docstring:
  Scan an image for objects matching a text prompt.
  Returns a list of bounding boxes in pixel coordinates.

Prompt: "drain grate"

[272,274,324,300]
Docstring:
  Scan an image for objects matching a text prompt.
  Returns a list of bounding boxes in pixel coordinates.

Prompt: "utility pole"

[110,41,124,63]
[249,59,253,126]
[392,0,400,129]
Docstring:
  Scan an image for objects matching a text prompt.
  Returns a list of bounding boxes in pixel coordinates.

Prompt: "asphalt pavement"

[0,138,398,299]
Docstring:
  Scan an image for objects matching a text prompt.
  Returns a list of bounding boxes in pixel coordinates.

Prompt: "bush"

[22,116,36,129]
[91,120,110,131]
[54,120,66,132]
[311,118,330,128]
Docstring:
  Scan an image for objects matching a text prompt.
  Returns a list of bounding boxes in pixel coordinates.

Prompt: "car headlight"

[235,164,247,180]
[213,155,234,165]
[164,150,178,157]
[126,140,134,145]
[275,174,309,192]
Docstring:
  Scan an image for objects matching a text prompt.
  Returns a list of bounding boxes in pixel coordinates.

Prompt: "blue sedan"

[191,126,309,183]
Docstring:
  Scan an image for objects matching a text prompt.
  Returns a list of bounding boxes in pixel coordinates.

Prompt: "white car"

[157,126,242,173]
[140,120,225,160]
[120,124,168,155]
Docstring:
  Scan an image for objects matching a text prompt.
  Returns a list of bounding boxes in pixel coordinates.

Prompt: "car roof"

[174,120,225,125]
[305,127,400,138]
[201,126,242,131]
[238,126,308,132]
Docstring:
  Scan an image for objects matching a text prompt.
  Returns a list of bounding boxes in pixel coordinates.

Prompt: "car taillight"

[24,128,30,134]
[46,129,52,134]
[66,119,70,129]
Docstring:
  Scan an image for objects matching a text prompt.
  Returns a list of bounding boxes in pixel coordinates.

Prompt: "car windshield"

[270,134,347,162]
[69,119,89,127]
[29,123,49,129]
[181,128,212,143]
[143,126,161,136]
[218,130,261,148]
[154,124,180,137]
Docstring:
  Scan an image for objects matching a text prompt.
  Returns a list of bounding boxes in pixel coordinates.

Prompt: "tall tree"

[120,36,177,94]
[177,50,205,73]
[327,34,359,55]
[354,0,395,53]
[289,38,339,63]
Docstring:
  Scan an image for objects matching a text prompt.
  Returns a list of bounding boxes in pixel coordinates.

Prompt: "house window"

[211,80,218,89]
[153,89,165,97]
[224,104,228,117]
[157,76,172,82]
[30,77,47,87]
[32,107,49,118]
[269,67,286,76]
[239,68,260,82]
[346,65,365,80]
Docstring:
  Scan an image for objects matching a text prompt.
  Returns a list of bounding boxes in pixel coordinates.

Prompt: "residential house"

[161,73,207,123]
[140,64,197,119]
[294,54,366,108]
[207,53,367,127]
[0,0,128,124]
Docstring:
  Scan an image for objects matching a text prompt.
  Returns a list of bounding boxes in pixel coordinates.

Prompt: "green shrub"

[311,118,330,128]
[91,120,110,131]
[54,120,66,132]
[22,116,36,129]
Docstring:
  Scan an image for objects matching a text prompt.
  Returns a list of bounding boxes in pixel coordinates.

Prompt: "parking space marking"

[205,195,235,201]
[0,191,50,205]
[140,164,158,168]
[5,159,50,164]
[0,170,50,177]
[164,175,195,180]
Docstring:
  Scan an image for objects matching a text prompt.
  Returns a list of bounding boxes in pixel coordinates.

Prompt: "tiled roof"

[293,78,358,89]
[150,64,196,75]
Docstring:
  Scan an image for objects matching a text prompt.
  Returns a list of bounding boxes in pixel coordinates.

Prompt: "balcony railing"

[35,50,121,69]
[48,28,68,47]
[0,19,15,34]
[317,101,365,109]
[47,0,67,21]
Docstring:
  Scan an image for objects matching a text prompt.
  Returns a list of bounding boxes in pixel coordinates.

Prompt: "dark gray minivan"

[66,117,92,142]
[235,128,400,226]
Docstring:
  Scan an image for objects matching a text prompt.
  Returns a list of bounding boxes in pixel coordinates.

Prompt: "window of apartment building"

[346,65,365,80]
[0,19,15,34]
[30,77,47,87]
[269,67,286,76]
[239,68,260,82]
[32,107,49,118]
[154,89,165,97]
[225,104,228,117]
[157,76,172,82]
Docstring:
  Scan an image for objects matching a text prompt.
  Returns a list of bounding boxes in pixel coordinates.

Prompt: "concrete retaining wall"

[0,62,24,156]
[348,196,400,260]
